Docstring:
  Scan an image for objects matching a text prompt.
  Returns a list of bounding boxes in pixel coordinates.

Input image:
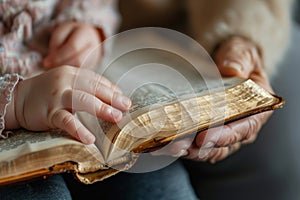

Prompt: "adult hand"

[7,66,131,144]
[43,21,103,69]
[153,36,274,163]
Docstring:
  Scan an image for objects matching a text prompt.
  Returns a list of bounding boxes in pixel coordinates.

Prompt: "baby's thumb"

[43,55,52,68]
[43,51,58,69]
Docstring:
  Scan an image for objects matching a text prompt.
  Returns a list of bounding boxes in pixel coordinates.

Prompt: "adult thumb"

[213,37,262,79]
[216,58,256,79]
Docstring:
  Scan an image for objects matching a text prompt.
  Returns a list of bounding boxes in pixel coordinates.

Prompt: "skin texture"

[153,36,273,163]
[5,66,131,144]
[4,22,112,145]
[43,21,103,69]
[3,21,111,144]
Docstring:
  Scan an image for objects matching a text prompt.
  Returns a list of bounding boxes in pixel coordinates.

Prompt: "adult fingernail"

[223,60,242,72]
[171,149,189,157]
[151,149,167,156]
[210,159,217,164]
[198,148,212,159]
[203,142,215,149]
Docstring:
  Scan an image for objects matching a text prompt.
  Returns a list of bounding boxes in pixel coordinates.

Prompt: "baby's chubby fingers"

[44,22,76,68]
[62,90,127,123]
[49,22,76,50]
[51,110,95,144]
[72,67,123,94]
[72,70,131,111]
[45,33,89,68]
[14,65,131,145]
[44,22,102,69]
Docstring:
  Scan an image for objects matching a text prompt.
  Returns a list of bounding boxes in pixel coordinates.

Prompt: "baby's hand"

[9,66,131,144]
[44,21,103,69]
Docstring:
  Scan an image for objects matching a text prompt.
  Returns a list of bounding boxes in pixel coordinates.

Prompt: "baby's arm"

[2,66,131,144]
[44,0,120,69]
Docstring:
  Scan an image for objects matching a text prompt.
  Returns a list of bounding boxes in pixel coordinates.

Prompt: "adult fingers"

[195,111,271,148]
[214,36,262,79]
[151,137,194,157]
[151,136,242,163]
[184,141,241,163]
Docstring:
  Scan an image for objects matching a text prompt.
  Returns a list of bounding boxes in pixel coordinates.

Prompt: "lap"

[64,160,198,200]
[0,175,72,200]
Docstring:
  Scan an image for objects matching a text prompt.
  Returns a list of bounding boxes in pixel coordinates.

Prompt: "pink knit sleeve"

[0,74,22,138]
[0,11,43,77]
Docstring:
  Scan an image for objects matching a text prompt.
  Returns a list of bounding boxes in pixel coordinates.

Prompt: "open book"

[0,78,284,186]
[0,29,285,186]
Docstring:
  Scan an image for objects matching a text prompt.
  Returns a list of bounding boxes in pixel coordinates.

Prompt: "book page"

[107,79,281,155]
[0,130,105,178]
[0,130,77,162]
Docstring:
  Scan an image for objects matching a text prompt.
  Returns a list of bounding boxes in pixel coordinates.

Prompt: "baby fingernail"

[43,58,50,67]
[122,97,131,108]
[81,134,95,144]
[223,60,242,72]
[151,150,166,156]
[113,86,123,94]
[111,108,122,121]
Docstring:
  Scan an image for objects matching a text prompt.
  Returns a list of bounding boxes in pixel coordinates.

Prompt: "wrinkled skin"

[153,36,273,163]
